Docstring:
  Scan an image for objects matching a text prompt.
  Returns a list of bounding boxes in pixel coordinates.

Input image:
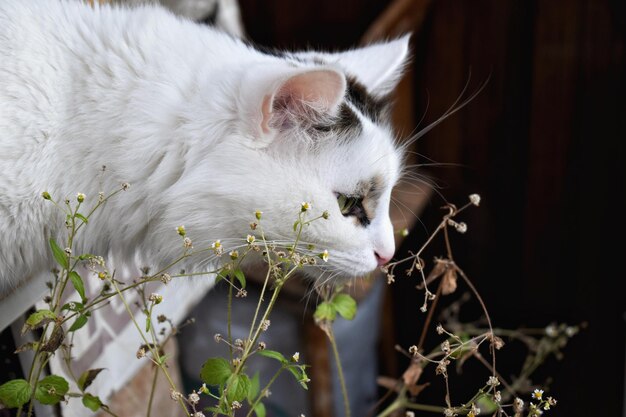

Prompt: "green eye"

[337,193,360,216]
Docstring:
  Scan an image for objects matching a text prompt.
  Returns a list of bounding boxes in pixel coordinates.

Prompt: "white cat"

[0,0,409,297]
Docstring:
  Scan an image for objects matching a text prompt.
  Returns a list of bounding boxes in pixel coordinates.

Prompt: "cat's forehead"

[325,120,401,192]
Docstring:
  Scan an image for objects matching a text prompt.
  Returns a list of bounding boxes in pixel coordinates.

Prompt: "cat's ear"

[296,34,411,97]
[242,67,347,144]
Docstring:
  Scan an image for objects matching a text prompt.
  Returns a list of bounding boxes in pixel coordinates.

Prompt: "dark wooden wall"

[238,1,625,415]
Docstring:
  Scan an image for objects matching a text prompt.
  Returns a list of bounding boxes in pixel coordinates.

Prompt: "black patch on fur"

[200,2,219,25]
[311,103,362,137]
[352,201,371,227]
[345,76,388,122]
[360,175,386,226]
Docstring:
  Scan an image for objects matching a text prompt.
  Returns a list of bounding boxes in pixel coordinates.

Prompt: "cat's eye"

[336,193,362,216]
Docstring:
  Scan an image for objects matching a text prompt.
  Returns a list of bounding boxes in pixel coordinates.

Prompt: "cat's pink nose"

[375,251,392,266]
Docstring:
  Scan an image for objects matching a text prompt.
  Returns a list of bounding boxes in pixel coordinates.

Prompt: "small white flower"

[211,239,222,249]
[532,389,544,400]
[246,235,255,244]
[319,250,329,262]
[160,273,172,284]
[494,390,501,402]
[188,392,200,405]
[301,201,311,212]
[177,225,186,236]
[545,324,558,337]
[148,293,163,304]
[455,222,468,233]
[487,375,500,387]
[170,389,183,401]
[76,192,85,203]
[469,193,481,206]
[291,352,300,362]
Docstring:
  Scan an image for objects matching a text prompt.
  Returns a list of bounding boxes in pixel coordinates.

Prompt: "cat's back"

[0,0,249,190]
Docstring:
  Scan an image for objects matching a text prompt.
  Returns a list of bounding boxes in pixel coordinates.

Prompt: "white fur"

[0,0,408,296]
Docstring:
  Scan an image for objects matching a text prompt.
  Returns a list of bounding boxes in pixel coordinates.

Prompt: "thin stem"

[417,279,443,350]
[111,280,190,417]
[227,282,233,361]
[327,326,350,417]
[245,367,284,417]
[146,366,159,417]
[100,406,122,417]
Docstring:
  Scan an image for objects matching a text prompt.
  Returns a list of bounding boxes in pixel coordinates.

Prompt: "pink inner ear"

[278,70,346,109]
[261,69,346,134]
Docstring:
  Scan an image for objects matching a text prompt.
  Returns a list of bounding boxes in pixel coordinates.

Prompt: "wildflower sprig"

[0,186,576,417]
[198,207,329,416]
[1,183,132,417]
[370,195,575,417]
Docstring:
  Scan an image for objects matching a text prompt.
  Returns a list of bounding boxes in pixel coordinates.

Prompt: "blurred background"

[228,0,626,416]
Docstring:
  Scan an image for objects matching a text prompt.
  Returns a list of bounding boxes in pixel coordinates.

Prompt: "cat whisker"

[398,71,490,152]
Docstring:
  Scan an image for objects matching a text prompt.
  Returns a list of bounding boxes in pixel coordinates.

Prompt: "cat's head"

[184,35,410,282]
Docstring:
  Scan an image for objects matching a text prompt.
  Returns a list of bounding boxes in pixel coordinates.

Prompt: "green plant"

[0,188,579,417]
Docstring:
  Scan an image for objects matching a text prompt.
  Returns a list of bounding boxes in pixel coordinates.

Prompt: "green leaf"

[233,268,246,289]
[293,220,299,231]
[313,302,336,322]
[253,401,266,417]
[49,238,69,269]
[247,373,260,402]
[200,358,232,386]
[477,395,499,414]
[285,365,309,389]
[69,271,86,302]
[285,365,303,381]
[35,375,69,405]
[75,213,89,224]
[331,293,357,321]
[226,374,250,402]
[77,369,105,391]
[145,316,151,333]
[215,270,228,285]
[0,379,32,408]
[69,315,88,332]
[78,253,94,261]
[21,309,57,334]
[82,393,102,411]
[257,349,287,364]
[61,302,84,312]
